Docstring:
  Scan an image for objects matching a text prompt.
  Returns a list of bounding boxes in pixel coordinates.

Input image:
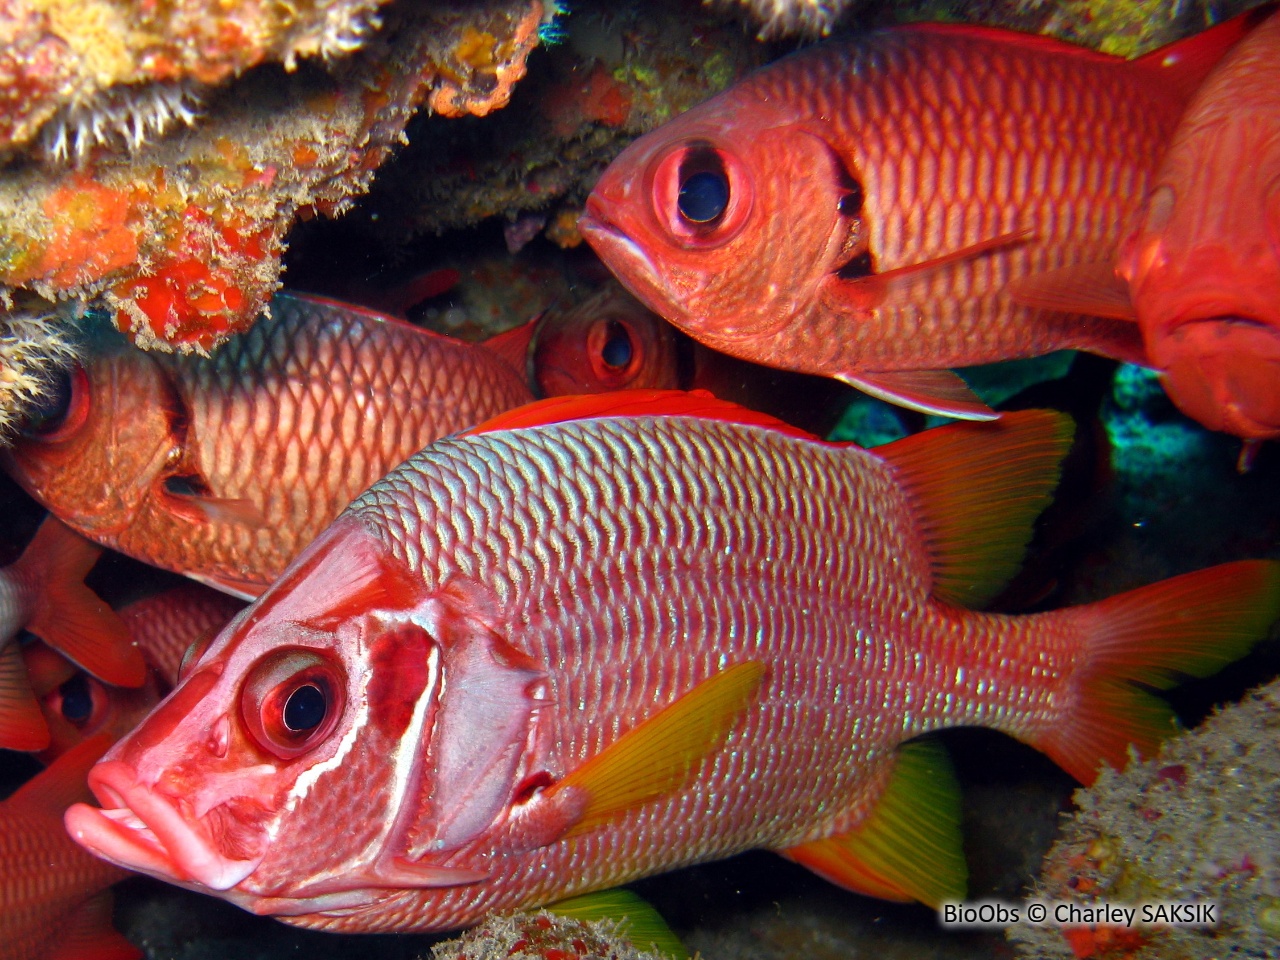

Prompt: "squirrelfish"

[2,292,533,599]
[1011,8,1280,462]
[581,12,1265,419]
[0,517,141,751]
[65,391,1279,933]
[2,735,138,960]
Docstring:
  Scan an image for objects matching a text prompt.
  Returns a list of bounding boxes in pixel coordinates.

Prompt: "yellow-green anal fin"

[550,661,766,838]
[878,409,1074,608]
[782,737,967,909]
[549,889,688,959]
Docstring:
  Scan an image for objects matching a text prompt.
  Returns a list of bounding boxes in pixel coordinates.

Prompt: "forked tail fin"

[1035,559,1280,785]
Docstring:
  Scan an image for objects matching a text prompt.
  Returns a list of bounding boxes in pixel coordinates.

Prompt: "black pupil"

[283,683,327,732]
[677,170,729,224]
[59,675,93,724]
[24,368,74,434]
[600,322,634,369]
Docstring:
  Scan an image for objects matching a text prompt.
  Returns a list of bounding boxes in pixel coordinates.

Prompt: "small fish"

[2,292,534,599]
[27,583,244,764]
[0,517,141,751]
[65,391,1278,932]
[527,285,685,397]
[580,13,1264,419]
[1010,8,1280,464]
[3,734,139,960]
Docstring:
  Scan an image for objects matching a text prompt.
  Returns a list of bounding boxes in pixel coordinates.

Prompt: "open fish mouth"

[65,759,262,892]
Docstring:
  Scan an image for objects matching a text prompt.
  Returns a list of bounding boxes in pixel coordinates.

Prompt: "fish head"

[532,284,682,396]
[2,340,180,538]
[580,91,856,348]
[65,516,552,922]
[26,642,165,766]
[1118,121,1280,441]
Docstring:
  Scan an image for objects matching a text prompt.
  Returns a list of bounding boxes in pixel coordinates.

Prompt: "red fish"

[2,292,534,599]
[0,517,141,751]
[27,584,244,763]
[1010,9,1280,463]
[3,734,138,960]
[64,392,1278,932]
[580,13,1265,419]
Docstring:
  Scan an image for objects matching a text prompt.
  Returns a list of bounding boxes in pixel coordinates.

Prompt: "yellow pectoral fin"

[782,737,967,910]
[549,660,766,839]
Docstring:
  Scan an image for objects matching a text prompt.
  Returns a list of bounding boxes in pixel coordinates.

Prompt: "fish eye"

[20,364,90,441]
[650,141,752,247]
[242,648,346,760]
[58,674,95,724]
[600,321,634,370]
[678,171,729,224]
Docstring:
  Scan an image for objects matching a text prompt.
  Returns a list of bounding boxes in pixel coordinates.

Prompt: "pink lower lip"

[66,760,261,891]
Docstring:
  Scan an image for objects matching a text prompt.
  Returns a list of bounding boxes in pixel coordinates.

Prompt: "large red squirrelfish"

[580,12,1267,419]
[0,516,141,751]
[1011,8,1280,463]
[3,735,138,960]
[2,292,533,599]
[65,391,1279,933]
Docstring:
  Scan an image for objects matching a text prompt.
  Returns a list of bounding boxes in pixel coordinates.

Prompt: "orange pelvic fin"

[550,661,766,839]
[782,737,966,908]
[1007,261,1137,322]
[879,409,1074,608]
[463,389,817,441]
[43,891,140,960]
[837,369,996,420]
[0,642,51,751]
[20,518,144,689]
[1039,559,1280,785]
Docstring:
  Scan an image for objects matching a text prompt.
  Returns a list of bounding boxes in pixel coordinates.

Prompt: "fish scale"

[64,398,1280,932]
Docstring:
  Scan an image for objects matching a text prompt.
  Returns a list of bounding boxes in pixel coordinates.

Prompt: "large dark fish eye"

[58,674,94,725]
[242,648,346,760]
[678,170,730,224]
[283,682,327,732]
[600,320,635,370]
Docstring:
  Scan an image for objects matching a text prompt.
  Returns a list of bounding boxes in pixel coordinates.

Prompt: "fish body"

[2,735,138,960]
[0,517,140,752]
[2,293,534,599]
[1014,9,1280,451]
[65,393,1279,933]
[581,15,1261,418]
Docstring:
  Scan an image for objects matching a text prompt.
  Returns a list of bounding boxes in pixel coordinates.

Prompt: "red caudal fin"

[1037,559,1280,785]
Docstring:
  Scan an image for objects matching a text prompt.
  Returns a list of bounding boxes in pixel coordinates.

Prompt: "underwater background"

[2,1,1279,958]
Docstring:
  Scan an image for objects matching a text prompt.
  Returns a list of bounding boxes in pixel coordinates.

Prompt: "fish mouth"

[65,759,262,892]
[578,207,667,309]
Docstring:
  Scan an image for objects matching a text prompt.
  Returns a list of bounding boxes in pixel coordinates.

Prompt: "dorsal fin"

[878,410,1074,608]
[461,389,817,440]
[546,661,766,838]
[1130,3,1275,103]
[782,737,966,909]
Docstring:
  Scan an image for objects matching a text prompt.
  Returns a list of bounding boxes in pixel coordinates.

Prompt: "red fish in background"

[2,734,138,960]
[0,517,141,751]
[26,583,244,764]
[1011,9,1280,466]
[2,292,534,599]
[581,12,1267,419]
[64,392,1278,932]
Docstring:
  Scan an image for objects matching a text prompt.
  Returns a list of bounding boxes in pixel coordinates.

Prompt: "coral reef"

[0,0,548,355]
[432,909,674,960]
[710,0,856,38]
[0,297,79,439]
[1010,677,1280,959]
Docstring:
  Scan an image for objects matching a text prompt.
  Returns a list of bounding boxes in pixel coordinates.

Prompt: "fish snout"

[66,758,262,892]
[1156,317,1280,440]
